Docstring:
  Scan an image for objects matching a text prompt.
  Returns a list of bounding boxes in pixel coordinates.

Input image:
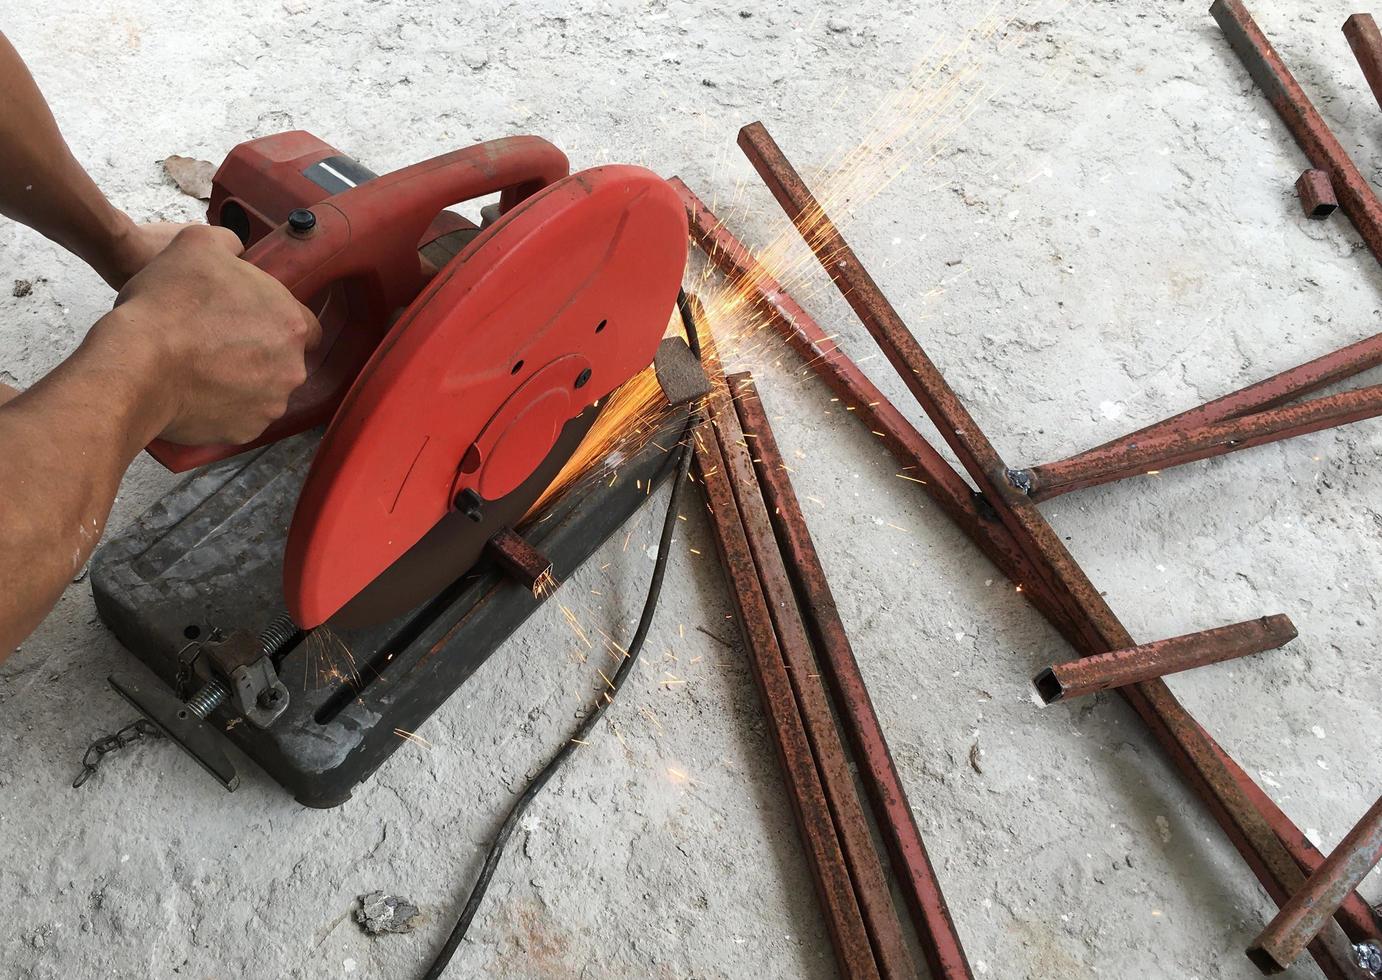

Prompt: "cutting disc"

[283,165,688,628]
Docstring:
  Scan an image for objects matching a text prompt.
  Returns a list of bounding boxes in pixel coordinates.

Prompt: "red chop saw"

[87,132,695,804]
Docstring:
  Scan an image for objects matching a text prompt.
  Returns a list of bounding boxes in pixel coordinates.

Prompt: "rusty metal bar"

[668,177,1084,647]
[1212,0,1382,266]
[1249,797,1382,973]
[1035,615,1296,704]
[691,417,882,980]
[1344,14,1382,112]
[709,373,919,980]
[729,372,973,980]
[1298,169,1340,219]
[484,527,554,594]
[1020,330,1382,501]
[1021,383,1382,500]
[738,119,1375,977]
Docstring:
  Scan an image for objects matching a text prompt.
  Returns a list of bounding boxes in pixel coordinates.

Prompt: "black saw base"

[90,412,686,808]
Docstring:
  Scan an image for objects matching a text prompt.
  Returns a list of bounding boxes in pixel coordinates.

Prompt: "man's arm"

[0,227,319,657]
[0,31,184,289]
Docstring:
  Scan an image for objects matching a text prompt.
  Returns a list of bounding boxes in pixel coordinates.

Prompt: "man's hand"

[91,225,321,446]
[95,219,197,291]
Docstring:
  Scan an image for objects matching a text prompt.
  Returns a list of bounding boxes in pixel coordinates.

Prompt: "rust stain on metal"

[690,411,881,980]
[730,372,973,980]
[1035,615,1297,703]
[737,118,1379,974]
[1249,796,1382,973]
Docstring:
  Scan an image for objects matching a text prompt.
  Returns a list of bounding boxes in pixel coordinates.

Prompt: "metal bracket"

[108,673,240,791]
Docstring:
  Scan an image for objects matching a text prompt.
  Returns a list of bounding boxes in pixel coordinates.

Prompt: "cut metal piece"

[669,177,1082,647]
[108,672,240,791]
[1035,615,1297,704]
[1211,0,1382,267]
[1249,797,1382,974]
[1344,13,1382,112]
[738,118,1378,976]
[1020,383,1382,499]
[691,409,881,980]
[484,526,553,593]
[1298,169,1340,219]
[652,336,711,406]
[1022,330,1382,501]
[709,373,918,980]
[730,372,972,980]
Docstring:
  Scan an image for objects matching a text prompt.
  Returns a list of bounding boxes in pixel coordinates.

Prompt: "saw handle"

[242,135,570,311]
[147,136,570,472]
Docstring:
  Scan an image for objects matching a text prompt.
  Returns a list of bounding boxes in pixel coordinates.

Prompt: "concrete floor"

[1,1,1379,978]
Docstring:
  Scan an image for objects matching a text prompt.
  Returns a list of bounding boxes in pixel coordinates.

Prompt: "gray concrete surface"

[1,1,1379,977]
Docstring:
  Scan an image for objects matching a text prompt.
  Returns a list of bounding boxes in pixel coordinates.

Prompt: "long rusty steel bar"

[730,372,973,980]
[1019,330,1382,501]
[1249,797,1382,973]
[1034,615,1297,704]
[1344,14,1382,113]
[1212,0,1382,266]
[1020,383,1382,500]
[709,372,919,980]
[669,177,1085,647]
[738,119,1375,978]
[691,417,882,980]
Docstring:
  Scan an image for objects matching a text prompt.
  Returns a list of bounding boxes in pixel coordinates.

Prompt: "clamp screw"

[454,488,485,523]
[287,208,317,235]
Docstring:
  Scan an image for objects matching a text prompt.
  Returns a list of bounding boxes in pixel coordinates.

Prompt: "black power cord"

[421,288,703,979]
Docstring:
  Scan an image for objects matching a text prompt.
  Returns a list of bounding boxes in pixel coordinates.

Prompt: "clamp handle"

[148,136,570,472]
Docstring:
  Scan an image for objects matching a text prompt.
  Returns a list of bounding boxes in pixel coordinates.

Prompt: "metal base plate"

[89,411,685,807]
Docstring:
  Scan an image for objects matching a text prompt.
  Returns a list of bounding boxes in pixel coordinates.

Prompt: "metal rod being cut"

[691,412,883,980]
[1212,0,1382,267]
[738,118,1378,976]
[485,527,554,594]
[1249,797,1382,974]
[668,177,1081,645]
[1021,383,1382,500]
[1344,13,1382,113]
[709,372,919,980]
[1021,331,1382,501]
[729,372,972,980]
[1034,615,1297,704]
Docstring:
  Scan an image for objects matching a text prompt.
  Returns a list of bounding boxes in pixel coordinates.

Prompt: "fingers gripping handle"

[147,137,569,473]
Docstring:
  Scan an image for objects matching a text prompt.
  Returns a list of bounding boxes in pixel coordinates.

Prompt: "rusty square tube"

[729,372,972,980]
[1035,614,1297,704]
[1249,797,1382,974]
[708,371,919,980]
[1021,330,1382,501]
[1344,13,1382,112]
[690,413,883,980]
[737,118,1378,974]
[485,527,553,594]
[1021,382,1382,500]
[1297,169,1339,219]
